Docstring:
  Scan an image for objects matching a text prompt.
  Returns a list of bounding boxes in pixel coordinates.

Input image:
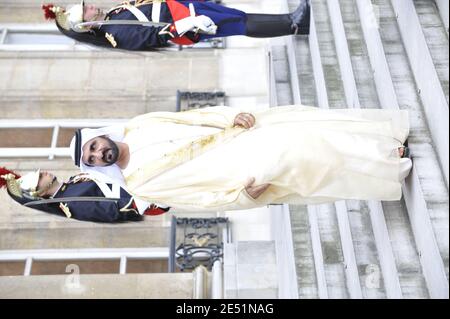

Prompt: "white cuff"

[174,17,195,35]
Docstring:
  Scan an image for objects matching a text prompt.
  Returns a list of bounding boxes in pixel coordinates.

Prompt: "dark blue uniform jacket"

[99,1,247,50]
[52,180,142,223]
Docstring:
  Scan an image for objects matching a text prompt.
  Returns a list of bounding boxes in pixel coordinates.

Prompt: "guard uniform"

[43,0,310,51]
[51,175,170,222]
[99,0,247,49]
[1,167,169,223]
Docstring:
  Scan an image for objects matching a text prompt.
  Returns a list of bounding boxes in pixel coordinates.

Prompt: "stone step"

[289,205,319,299]
[413,0,449,105]
[375,0,449,288]
[434,0,449,34]
[311,0,347,109]
[338,0,381,109]
[315,203,349,299]
[381,201,429,298]
[270,44,294,106]
[293,37,317,106]
[389,0,449,187]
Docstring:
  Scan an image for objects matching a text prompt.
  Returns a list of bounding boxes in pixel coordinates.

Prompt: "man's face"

[83,3,102,22]
[82,136,119,167]
[36,171,58,196]
[37,171,56,189]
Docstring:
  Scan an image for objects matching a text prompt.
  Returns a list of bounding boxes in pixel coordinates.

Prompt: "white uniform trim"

[152,1,162,23]
[94,179,122,199]
[124,4,150,23]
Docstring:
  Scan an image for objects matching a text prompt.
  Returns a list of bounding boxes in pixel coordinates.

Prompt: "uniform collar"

[50,182,65,198]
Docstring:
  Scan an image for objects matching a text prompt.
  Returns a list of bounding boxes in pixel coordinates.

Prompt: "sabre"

[76,20,170,28]
[24,196,121,207]
[76,19,216,35]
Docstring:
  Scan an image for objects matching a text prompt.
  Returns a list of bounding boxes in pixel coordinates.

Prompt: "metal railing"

[176,90,226,112]
[169,216,230,273]
[0,248,169,276]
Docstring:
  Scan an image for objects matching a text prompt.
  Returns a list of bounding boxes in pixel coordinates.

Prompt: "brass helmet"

[42,1,89,33]
[0,168,41,200]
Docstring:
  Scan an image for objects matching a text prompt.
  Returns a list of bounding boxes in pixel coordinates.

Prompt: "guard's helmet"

[42,1,89,33]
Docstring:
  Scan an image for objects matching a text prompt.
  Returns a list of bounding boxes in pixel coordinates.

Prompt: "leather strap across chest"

[108,0,164,23]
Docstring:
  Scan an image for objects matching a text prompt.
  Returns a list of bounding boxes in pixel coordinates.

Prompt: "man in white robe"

[70,105,412,212]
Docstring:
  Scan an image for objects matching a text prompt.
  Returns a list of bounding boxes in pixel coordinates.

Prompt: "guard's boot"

[245,0,310,38]
[290,0,310,35]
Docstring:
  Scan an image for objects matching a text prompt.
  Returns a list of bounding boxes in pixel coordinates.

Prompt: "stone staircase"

[270,0,449,299]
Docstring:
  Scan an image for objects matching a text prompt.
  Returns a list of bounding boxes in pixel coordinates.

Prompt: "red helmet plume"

[42,4,57,20]
[0,167,21,189]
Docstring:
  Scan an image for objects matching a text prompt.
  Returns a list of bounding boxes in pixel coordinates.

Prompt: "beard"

[101,137,119,166]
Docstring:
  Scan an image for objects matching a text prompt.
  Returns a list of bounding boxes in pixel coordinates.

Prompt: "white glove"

[193,15,217,34]
[174,3,217,35]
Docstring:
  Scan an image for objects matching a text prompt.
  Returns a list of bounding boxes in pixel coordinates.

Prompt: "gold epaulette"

[105,33,118,48]
[70,173,93,184]
[59,203,72,219]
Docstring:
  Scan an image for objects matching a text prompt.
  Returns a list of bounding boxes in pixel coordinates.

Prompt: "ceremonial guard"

[42,0,310,51]
[1,168,169,223]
